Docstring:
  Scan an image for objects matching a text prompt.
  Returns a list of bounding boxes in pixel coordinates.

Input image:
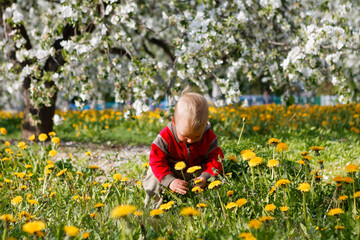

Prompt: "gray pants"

[143,168,164,209]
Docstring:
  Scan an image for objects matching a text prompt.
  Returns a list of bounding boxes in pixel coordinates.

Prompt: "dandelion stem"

[237,118,246,145]
[303,193,307,226]
[251,167,255,193]
[121,218,127,240]
[2,222,7,240]
[353,173,357,218]
[217,192,227,220]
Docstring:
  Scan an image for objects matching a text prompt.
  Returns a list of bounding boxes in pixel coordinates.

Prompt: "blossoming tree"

[0,0,359,138]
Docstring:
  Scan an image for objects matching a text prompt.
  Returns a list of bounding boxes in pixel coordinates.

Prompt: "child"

[143,92,224,208]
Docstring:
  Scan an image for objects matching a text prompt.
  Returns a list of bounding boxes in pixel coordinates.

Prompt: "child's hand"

[194,176,207,189]
[169,179,189,195]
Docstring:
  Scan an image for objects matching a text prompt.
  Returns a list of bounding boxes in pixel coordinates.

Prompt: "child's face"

[171,116,204,144]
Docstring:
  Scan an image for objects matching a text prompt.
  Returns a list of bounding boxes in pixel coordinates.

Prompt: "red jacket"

[149,122,224,187]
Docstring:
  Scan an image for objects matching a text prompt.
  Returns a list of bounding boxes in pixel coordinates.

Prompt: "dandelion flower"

[174,161,186,171]
[179,207,200,216]
[297,160,305,165]
[38,133,48,142]
[300,151,310,156]
[226,190,234,196]
[111,205,136,218]
[48,132,56,136]
[275,179,291,188]
[259,216,275,222]
[328,208,344,216]
[268,138,280,146]
[29,135,35,141]
[187,166,202,173]
[82,232,90,239]
[51,137,60,144]
[297,183,311,193]
[276,142,288,152]
[196,203,207,208]
[265,204,276,212]
[150,209,164,217]
[342,177,354,183]
[227,155,238,162]
[267,159,279,168]
[239,232,257,240]
[64,226,79,237]
[0,214,15,222]
[339,195,348,201]
[56,169,67,177]
[191,186,203,194]
[112,174,122,181]
[11,196,23,205]
[49,150,57,157]
[27,199,39,205]
[333,176,342,182]
[241,150,256,161]
[345,163,359,173]
[335,225,345,230]
[280,206,289,212]
[354,191,360,198]
[22,221,46,234]
[142,162,150,168]
[159,203,173,211]
[89,165,99,169]
[236,198,248,207]
[133,211,143,216]
[225,202,237,210]
[0,127,7,135]
[248,157,263,167]
[248,219,263,229]
[208,180,221,190]
[94,203,105,208]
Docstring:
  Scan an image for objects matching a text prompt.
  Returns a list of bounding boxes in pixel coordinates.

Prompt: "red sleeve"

[149,143,174,182]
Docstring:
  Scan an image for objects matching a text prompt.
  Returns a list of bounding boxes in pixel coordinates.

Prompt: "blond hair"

[174,92,209,131]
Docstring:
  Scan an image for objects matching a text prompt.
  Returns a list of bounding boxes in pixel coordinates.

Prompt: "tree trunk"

[22,77,58,140]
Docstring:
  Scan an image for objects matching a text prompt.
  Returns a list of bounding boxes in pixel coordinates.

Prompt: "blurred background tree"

[0,0,359,139]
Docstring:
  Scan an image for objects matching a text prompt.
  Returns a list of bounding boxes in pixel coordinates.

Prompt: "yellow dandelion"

[22,221,46,234]
[353,191,360,198]
[280,206,289,212]
[275,179,291,188]
[248,219,263,229]
[89,213,97,218]
[268,138,280,146]
[56,168,67,177]
[267,159,279,168]
[179,207,200,216]
[0,214,15,222]
[309,146,324,153]
[49,150,57,157]
[333,175,343,182]
[248,157,263,167]
[259,216,275,222]
[187,166,202,173]
[342,177,354,183]
[191,186,204,194]
[276,142,288,152]
[297,159,305,165]
[113,173,122,181]
[48,132,56,136]
[239,232,257,240]
[227,155,238,162]
[208,180,222,190]
[82,232,90,239]
[38,133,48,142]
[225,202,237,210]
[29,135,35,141]
[64,226,79,237]
[236,198,248,207]
[345,163,359,173]
[27,199,39,205]
[51,137,60,144]
[264,204,276,212]
[134,211,143,216]
[174,161,186,171]
[226,190,234,196]
[89,165,99,169]
[335,225,345,230]
[300,151,310,156]
[0,127,7,135]
[297,183,311,193]
[94,203,105,208]
[142,162,150,168]
[196,203,207,208]
[339,195,348,201]
[19,211,30,219]
[111,205,137,218]
[149,209,164,217]
[159,203,173,211]
[328,208,344,216]
[11,196,23,205]
[241,150,256,161]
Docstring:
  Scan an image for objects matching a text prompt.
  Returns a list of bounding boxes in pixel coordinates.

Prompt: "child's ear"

[171,116,175,126]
